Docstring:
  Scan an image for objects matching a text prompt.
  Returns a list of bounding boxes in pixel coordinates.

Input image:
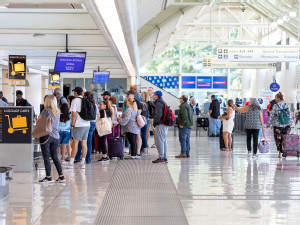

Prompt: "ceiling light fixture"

[282,15,289,22]
[277,19,284,25]
[289,11,297,18]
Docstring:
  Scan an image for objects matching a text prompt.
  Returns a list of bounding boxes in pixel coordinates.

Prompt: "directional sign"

[217,46,300,62]
[270,82,280,92]
[258,98,263,104]
[203,56,277,69]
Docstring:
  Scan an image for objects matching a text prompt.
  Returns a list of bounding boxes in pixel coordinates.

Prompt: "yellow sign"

[8,55,26,85]
[49,69,61,89]
[5,115,28,134]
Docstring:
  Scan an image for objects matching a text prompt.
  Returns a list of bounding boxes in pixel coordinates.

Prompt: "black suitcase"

[107,126,124,160]
[219,124,234,150]
[197,117,209,127]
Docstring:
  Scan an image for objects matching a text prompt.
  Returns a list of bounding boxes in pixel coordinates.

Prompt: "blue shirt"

[59,113,71,132]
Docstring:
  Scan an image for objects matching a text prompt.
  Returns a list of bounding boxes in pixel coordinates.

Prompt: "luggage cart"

[5,115,28,134]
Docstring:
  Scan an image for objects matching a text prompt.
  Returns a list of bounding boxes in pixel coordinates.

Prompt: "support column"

[25,73,42,115]
[287,62,297,106]
[255,69,268,97]
[242,69,253,99]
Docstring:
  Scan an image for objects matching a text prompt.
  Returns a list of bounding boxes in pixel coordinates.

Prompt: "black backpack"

[78,98,96,121]
[141,102,150,119]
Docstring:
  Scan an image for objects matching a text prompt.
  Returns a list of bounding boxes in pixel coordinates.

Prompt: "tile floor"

[1,129,300,225]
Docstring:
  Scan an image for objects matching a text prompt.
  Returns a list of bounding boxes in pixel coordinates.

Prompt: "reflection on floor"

[1,131,300,225]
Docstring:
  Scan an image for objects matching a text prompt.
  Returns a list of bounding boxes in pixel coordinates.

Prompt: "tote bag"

[96,110,112,137]
[32,115,53,145]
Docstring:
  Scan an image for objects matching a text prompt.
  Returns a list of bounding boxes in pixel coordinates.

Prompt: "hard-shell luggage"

[219,124,234,150]
[282,134,300,158]
[107,126,124,160]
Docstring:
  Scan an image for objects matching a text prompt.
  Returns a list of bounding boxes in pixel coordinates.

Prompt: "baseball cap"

[154,91,162,98]
[101,91,111,96]
[72,87,83,93]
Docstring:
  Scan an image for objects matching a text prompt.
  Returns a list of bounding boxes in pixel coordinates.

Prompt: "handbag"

[137,113,146,128]
[96,110,112,137]
[258,139,270,153]
[32,115,53,145]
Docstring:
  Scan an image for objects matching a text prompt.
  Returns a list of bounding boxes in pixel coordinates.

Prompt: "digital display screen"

[93,71,110,83]
[181,76,196,89]
[54,52,86,73]
[197,76,212,89]
[213,76,228,89]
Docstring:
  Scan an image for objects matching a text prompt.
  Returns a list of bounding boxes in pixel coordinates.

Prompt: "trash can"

[0,167,13,199]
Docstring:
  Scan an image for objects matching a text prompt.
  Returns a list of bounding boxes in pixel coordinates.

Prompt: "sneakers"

[39,177,54,183]
[64,162,74,168]
[98,157,109,162]
[175,154,187,158]
[252,154,258,159]
[136,155,141,159]
[151,144,157,148]
[152,158,166,163]
[247,152,251,157]
[81,162,86,169]
[56,176,66,183]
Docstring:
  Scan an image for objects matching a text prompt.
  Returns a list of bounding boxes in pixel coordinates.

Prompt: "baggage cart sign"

[0,107,32,143]
[48,69,61,89]
[8,55,27,85]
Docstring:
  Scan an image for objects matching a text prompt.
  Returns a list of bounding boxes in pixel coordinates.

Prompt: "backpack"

[279,104,290,125]
[148,101,155,118]
[78,98,97,121]
[163,104,175,126]
[141,102,149,119]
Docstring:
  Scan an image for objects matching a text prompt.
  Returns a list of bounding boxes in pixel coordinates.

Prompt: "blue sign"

[213,76,228,89]
[55,52,86,73]
[197,76,212,89]
[258,98,263,104]
[270,82,280,92]
[146,76,179,89]
[181,76,196,89]
[218,98,222,104]
[236,99,243,104]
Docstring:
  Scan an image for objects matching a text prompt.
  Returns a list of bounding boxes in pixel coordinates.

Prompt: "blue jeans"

[141,119,150,149]
[75,122,96,163]
[179,127,191,154]
[209,118,221,135]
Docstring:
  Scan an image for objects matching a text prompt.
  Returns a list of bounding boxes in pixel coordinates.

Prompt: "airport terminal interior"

[1,0,300,224]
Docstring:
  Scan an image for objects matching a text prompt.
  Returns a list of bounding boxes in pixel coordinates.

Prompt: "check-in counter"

[0,107,33,172]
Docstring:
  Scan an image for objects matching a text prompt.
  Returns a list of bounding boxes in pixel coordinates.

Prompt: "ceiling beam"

[0,0,82,3]
[0,8,86,13]
[0,29,100,35]
[186,22,270,27]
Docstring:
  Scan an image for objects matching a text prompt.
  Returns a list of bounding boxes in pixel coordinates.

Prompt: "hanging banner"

[48,70,61,89]
[213,76,228,89]
[217,46,300,62]
[197,76,212,89]
[181,76,196,89]
[8,55,26,85]
[203,56,277,69]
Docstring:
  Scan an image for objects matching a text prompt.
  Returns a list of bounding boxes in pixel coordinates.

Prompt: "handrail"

[140,77,179,99]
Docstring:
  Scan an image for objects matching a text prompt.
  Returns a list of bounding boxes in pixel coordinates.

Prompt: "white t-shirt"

[70,96,90,127]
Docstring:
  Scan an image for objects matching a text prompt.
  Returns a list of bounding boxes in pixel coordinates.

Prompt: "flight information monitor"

[93,71,110,83]
[54,52,86,73]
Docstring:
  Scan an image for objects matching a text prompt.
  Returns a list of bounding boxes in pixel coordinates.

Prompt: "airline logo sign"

[203,55,276,69]
[197,76,212,89]
[217,46,300,62]
[181,76,196,89]
[213,77,228,89]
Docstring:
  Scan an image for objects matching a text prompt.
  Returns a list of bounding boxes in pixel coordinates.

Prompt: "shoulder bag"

[32,115,53,145]
[96,110,112,137]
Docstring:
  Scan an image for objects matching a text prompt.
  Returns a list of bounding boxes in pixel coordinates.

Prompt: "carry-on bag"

[107,125,124,160]
[258,139,270,153]
[197,117,209,128]
[282,133,300,158]
[219,123,234,150]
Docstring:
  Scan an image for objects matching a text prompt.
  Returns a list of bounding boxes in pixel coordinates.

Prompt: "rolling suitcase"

[282,134,300,158]
[219,123,234,150]
[107,125,124,160]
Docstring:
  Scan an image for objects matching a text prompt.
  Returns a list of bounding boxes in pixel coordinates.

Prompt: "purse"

[32,115,53,145]
[258,139,270,153]
[96,110,112,137]
[137,113,146,128]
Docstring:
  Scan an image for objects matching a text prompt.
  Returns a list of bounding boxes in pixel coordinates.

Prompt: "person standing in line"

[190,98,204,116]
[147,87,156,148]
[118,97,140,159]
[98,100,114,162]
[152,91,169,164]
[65,87,90,169]
[58,103,71,162]
[16,90,31,106]
[54,88,67,108]
[176,95,193,158]
[0,91,8,104]
[140,92,150,154]
[109,96,119,136]
[75,92,99,164]
[130,84,143,102]
[38,95,65,183]
[218,100,235,151]
[233,98,265,158]
[266,92,293,158]
[209,95,221,137]
[102,91,111,101]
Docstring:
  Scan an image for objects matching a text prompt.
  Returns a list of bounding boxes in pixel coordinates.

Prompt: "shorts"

[59,131,71,145]
[72,126,90,141]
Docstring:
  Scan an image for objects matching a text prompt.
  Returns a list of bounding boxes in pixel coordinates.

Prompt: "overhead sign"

[217,46,300,62]
[145,76,179,89]
[48,70,60,89]
[8,55,26,85]
[181,76,196,89]
[0,107,32,143]
[213,76,228,89]
[197,76,212,89]
[270,82,280,92]
[203,56,277,69]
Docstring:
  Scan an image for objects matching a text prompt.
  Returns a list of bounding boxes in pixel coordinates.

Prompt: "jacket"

[179,102,193,128]
[118,107,140,134]
[153,98,166,127]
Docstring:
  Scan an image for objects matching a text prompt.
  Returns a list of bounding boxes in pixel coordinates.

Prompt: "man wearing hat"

[152,91,169,164]
[65,87,90,169]
[102,91,111,101]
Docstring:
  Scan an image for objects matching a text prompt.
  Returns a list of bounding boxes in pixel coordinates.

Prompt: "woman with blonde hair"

[118,97,140,159]
[219,99,235,151]
[38,95,65,183]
